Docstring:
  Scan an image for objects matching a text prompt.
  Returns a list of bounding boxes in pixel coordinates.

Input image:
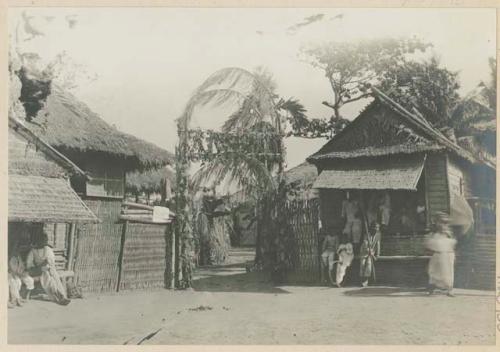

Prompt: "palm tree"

[451,58,496,156]
[175,67,306,284]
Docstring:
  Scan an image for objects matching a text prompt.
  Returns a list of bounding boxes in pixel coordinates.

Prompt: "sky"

[9,7,496,169]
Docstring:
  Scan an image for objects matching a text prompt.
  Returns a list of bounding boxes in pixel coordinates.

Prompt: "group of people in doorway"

[321,220,381,288]
[320,191,383,288]
[8,231,71,308]
[321,190,457,297]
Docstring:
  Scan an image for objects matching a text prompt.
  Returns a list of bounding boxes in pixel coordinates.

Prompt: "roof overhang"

[313,154,426,191]
[9,175,100,223]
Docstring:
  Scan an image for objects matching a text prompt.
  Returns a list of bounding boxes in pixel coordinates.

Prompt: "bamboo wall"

[44,223,69,270]
[469,234,495,290]
[118,222,172,291]
[284,199,321,284]
[73,198,123,293]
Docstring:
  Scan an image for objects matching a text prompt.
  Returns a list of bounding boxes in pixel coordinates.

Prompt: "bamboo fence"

[73,199,124,293]
[282,198,321,284]
[118,222,173,291]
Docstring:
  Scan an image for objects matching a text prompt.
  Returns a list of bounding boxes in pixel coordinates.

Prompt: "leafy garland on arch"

[181,128,284,165]
[174,67,291,289]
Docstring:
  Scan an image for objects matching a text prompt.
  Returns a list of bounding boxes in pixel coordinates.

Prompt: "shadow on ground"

[343,286,429,297]
[343,286,493,298]
[192,267,290,294]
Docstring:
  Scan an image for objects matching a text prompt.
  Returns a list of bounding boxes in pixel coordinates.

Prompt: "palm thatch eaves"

[24,87,174,171]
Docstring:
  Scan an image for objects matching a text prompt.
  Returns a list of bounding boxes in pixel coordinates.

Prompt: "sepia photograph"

[4,4,498,346]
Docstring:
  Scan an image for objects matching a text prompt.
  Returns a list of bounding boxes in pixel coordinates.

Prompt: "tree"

[9,13,97,122]
[176,67,301,283]
[450,57,496,155]
[378,56,461,127]
[301,37,431,121]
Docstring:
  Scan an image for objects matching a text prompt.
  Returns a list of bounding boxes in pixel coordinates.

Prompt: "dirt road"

[8,247,496,345]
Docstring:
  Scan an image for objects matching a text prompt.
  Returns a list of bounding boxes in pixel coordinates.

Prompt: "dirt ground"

[8,247,496,345]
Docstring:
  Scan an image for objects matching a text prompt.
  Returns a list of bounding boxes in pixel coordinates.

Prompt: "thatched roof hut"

[24,86,173,171]
[126,165,176,195]
[284,161,318,188]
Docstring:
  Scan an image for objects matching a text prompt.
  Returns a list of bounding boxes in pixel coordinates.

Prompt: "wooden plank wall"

[447,157,472,198]
[424,153,450,219]
[73,199,124,293]
[118,222,172,291]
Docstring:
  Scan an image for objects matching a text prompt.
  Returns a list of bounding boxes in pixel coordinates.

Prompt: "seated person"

[27,232,70,306]
[336,240,354,288]
[8,241,34,307]
[321,231,339,285]
[399,207,416,235]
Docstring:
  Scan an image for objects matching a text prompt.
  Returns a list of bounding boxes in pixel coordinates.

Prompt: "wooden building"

[305,88,495,288]
[8,117,99,276]
[23,87,175,293]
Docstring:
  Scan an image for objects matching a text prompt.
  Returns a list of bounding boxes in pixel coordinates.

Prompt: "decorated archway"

[173,67,287,288]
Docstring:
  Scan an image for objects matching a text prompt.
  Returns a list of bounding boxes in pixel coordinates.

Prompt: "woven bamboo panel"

[119,222,172,291]
[73,199,124,293]
[284,199,321,284]
[469,233,495,290]
[374,259,429,286]
[380,236,429,256]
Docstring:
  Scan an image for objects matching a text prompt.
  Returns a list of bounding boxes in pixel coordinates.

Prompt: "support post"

[67,223,77,271]
[116,221,128,292]
[170,224,176,289]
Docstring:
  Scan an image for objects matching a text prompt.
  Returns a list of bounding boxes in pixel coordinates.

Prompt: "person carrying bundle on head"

[425,212,457,297]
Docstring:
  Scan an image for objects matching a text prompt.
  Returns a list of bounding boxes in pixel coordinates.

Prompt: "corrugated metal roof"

[9,175,99,223]
[313,154,425,191]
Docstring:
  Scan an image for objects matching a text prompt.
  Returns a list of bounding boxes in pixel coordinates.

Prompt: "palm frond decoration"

[179,67,279,130]
[190,152,276,201]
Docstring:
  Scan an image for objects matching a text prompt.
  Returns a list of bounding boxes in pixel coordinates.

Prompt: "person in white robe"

[8,241,34,307]
[335,242,354,287]
[425,213,457,297]
[27,232,70,305]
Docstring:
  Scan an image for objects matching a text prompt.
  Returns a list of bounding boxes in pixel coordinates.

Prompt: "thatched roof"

[9,175,99,223]
[308,88,493,168]
[9,119,99,223]
[309,144,443,161]
[24,87,174,171]
[9,117,87,178]
[313,154,425,191]
[126,166,176,194]
[284,162,318,187]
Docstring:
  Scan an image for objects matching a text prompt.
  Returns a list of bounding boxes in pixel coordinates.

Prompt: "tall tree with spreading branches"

[300,37,431,120]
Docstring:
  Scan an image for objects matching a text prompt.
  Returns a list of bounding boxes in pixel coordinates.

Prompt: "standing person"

[8,242,34,306]
[26,232,70,305]
[320,231,339,285]
[425,213,457,297]
[335,240,354,288]
[351,211,363,255]
[379,192,391,235]
[360,223,381,287]
[342,191,360,240]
